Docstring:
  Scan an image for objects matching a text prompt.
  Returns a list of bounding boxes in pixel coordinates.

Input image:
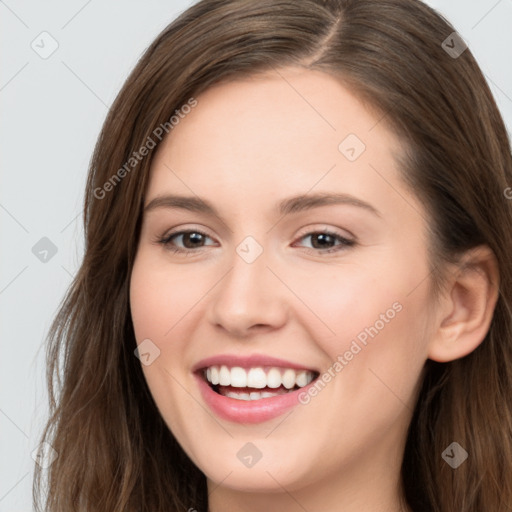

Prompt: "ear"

[427,245,500,363]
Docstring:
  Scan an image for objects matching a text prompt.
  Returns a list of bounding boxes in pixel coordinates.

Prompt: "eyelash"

[155,228,356,256]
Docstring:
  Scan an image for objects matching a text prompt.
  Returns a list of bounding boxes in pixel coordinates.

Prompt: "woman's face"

[130,67,435,500]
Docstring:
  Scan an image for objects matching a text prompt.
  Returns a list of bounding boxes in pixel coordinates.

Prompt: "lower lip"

[194,373,316,424]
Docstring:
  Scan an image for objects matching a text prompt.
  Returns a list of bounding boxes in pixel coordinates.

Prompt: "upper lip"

[192,354,319,373]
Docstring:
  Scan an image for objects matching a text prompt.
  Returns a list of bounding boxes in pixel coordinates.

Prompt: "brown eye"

[158,229,216,254]
[294,230,355,255]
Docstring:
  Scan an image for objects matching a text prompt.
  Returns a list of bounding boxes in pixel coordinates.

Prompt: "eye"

[156,229,216,254]
[293,230,356,255]
[155,228,356,256]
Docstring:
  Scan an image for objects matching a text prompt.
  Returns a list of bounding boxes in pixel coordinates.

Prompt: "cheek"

[283,262,399,346]
[129,253,205,342]
[298,255,432,406]
[290,288,429,474]
[315,280,431,423]
[129,256,199,438]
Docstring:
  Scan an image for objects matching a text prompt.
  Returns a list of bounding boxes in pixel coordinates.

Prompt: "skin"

[129,67,499,512]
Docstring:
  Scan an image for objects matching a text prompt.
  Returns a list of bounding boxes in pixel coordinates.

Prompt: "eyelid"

[294,223,356,241]
[161,224,217,240]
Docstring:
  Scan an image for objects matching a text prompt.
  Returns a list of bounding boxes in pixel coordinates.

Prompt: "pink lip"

[191,353,318,373]
[194,372,318,424]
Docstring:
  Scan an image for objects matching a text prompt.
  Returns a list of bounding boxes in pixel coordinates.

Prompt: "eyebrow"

[143,192,381,218]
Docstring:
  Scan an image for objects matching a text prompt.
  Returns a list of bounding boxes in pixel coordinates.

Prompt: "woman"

[34,0,512,511]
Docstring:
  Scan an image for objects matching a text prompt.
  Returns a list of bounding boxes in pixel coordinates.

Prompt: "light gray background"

[1,0,511,509]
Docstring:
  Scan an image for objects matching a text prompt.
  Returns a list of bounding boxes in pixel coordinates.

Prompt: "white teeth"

[219,366,230,386]
[295,370,310,387]
[247,368,267,388]
[266,368,282,388]
[224,390,281,401]
[230,366,247,387]
[225,391,251,400]
[282,369,296,389]
[221,387,290,400]
[203,365,316,390]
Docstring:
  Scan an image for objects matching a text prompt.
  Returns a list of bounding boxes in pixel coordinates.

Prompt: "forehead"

[146,67,420,228]
[158,67,399,164]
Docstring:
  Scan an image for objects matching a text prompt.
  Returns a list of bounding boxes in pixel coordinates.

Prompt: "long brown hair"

[34,0,512,510]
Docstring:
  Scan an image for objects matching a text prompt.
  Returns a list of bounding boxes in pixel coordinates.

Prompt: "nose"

[206,242,289,338]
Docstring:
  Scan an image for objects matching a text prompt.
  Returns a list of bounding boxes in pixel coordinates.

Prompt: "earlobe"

[427,245,500,363]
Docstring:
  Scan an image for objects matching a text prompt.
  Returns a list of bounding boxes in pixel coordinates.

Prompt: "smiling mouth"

[199,365,320,401]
